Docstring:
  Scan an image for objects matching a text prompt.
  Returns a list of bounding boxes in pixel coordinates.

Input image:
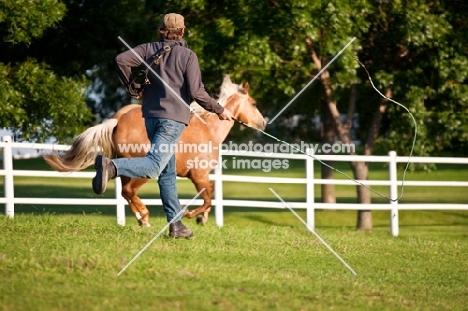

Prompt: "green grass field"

[1,157,467,310]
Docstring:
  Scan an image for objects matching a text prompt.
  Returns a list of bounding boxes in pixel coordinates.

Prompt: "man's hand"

[218,108,234,121]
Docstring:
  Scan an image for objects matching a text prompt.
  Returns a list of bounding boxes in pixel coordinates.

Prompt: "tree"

[302,0,373,229]
[3,0,466,229]
[28,0,152,119]
[356,0,468,159]
[299,0,468,229]
[0,0,93,142]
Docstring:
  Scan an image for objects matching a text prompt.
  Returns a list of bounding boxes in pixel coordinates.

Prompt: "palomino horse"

[44,75,266,226]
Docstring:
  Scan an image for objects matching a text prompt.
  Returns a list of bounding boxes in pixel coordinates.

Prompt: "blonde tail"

[43,118,118,172]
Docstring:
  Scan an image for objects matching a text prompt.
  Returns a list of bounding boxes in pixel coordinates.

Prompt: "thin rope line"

[233,61,417,202]
[354,58,417,200]
[234,119,395,200]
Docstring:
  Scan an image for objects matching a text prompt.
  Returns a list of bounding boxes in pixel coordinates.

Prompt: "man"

[92,13,233,238]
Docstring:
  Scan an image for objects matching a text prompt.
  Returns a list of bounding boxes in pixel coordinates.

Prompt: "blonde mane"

[190,75,246,117]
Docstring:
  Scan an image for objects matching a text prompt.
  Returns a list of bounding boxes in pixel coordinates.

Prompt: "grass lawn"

[0,157,467,310]
[1,214,467,311]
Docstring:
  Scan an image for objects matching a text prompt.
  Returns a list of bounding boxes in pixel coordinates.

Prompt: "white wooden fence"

[1,135,468,237]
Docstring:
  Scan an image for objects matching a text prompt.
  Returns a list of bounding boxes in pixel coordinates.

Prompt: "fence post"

[114,177,126,226]
[214,151,224,227]
[306,148,315,229]
[2,136,14,218]
[389,150,399,237]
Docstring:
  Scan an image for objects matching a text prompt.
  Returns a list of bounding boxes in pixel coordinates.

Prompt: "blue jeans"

[112,118,185,222]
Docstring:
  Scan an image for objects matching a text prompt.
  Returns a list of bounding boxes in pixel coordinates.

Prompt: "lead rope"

[233,60,418,202]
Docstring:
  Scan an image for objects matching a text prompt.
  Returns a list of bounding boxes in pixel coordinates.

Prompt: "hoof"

[137,219,151,227]
[196,215,207,225]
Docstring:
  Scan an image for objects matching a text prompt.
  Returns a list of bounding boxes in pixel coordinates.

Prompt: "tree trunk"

[364,89,392,156]
[356,211,373,230]
[306,38,337,204]
[321,100,336,203]
[306,39,338,204]
[352,161,372,230]
[306,37,378,230]
[355,88,391,230]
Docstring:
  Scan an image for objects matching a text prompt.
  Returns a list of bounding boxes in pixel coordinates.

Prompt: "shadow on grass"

[2,179,468,230]
[222,206,468,228]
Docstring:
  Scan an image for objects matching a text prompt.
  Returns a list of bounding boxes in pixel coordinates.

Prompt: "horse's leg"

[120,176,151,227]
[195,181,214,225]
[184,170,213,224]
[197,206,212,225]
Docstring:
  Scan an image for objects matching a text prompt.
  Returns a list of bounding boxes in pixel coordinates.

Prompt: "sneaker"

[92,155,116,194]
[169,220,194,239]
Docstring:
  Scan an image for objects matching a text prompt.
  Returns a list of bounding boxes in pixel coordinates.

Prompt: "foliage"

[0,0,93,143]
[0,59,92,142]
[0,0,65,44]
[28,0,151,118]
[359,0,468,157]
[1,0,467,154]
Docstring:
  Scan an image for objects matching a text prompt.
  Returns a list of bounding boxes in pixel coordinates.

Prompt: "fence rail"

[2,135,468,237]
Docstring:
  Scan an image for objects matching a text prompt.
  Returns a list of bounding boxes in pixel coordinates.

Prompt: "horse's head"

[219,75,266,130]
